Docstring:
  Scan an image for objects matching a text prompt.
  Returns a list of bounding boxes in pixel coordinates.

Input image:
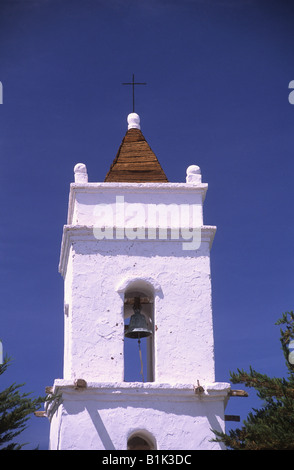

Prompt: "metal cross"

[122,74,146,113]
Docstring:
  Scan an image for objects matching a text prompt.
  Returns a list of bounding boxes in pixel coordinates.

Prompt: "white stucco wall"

[47,381,229,450]
[60,227,216,384]
[67,182,207,228]
[59,180,217,384]
[48,163,230,450]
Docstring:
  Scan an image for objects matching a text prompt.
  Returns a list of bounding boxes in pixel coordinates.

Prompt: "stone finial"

[127,113,141,130]
[74,163,88,183]
[186,165,202,184]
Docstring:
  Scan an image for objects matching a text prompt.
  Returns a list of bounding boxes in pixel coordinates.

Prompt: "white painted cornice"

[58,224,216,277]
[45,379,231,417]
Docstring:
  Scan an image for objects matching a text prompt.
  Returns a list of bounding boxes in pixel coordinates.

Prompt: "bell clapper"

[138,337,144,382]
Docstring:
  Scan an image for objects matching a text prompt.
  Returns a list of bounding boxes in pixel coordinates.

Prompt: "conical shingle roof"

[104,114,168,183]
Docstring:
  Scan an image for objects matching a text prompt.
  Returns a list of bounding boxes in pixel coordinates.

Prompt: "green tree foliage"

[213,312,294,450]
[0,357,45,450]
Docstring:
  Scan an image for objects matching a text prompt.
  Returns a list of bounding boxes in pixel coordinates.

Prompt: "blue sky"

[0,0,294,450]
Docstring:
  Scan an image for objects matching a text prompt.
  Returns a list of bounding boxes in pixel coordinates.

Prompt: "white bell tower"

[46,113,230,450]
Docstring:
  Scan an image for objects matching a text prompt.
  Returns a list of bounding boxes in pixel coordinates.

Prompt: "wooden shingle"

[104,128,168,183]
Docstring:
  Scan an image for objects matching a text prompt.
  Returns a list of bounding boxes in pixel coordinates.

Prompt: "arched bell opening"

[127,430,156,450]
[123,285,154,383]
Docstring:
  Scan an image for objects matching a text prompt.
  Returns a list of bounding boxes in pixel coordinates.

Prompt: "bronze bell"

[125,298,152,339]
